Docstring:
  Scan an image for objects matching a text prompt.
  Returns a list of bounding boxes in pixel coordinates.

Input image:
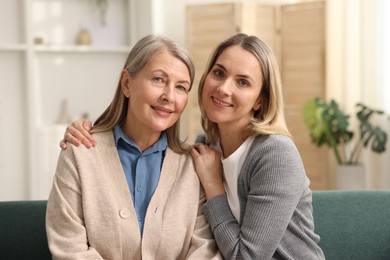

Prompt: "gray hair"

[92,35,195,153]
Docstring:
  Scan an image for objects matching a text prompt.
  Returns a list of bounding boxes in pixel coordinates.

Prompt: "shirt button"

[137,187,142,192]
[119,208,130,219]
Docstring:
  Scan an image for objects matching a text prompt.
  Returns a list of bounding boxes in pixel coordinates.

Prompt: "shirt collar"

[113,125,168,154]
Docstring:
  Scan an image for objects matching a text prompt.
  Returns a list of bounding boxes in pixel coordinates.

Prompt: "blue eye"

[176,85,188,92]
[153,77,164,83]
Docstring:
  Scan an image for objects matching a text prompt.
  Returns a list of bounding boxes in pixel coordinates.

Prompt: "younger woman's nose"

[217,80,233,95]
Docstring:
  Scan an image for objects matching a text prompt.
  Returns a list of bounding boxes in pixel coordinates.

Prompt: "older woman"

[46,35,221,260]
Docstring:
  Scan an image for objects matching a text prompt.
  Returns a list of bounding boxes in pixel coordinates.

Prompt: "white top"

[213,136,255,223]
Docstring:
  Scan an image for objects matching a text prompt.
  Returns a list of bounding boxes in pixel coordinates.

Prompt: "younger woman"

[191,33,325,259]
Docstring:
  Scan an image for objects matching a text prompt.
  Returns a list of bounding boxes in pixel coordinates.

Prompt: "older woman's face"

[202,45,262,131]
[123,51,191,136]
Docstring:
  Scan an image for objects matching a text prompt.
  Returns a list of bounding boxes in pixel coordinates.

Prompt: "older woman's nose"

[161,84,175,103]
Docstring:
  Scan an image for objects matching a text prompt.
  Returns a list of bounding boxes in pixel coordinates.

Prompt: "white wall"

[326,0,390,189]
[377,0,390,189]
[0,1,28,200]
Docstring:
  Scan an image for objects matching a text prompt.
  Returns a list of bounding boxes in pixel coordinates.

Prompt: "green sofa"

[0,200,51,259]
[1,190,390,259]
[312,190,390,260]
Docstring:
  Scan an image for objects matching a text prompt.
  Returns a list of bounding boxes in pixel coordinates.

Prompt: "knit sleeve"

[202,135,307,260]
[46,146,104,259]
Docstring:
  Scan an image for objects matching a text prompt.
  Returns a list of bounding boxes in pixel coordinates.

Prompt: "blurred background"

[0,0,389,201]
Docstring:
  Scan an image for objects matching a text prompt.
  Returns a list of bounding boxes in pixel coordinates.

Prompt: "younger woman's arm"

[60,119,95,149]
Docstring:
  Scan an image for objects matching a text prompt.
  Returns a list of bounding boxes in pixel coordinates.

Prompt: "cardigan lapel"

[141,148,182,254]
[99,131,141,239]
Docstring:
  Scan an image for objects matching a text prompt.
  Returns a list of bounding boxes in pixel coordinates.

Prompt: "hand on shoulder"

[59,119,95,150]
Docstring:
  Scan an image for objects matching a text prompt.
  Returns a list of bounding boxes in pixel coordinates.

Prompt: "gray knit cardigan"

[197,134,325,260]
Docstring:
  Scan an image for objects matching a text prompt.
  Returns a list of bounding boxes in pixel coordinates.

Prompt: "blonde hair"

[91,34,195,153]
[198,33,291,144]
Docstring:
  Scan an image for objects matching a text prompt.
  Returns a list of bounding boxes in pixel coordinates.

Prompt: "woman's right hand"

[191,144,225,200]
[59,119,96,150]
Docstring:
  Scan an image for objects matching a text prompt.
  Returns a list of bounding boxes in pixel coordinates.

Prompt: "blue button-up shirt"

[114,125,167,236]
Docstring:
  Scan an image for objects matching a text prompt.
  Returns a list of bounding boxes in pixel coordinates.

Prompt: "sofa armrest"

[0,200,51,259]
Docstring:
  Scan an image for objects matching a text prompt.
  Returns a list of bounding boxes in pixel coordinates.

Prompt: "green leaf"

[301,98,388,164]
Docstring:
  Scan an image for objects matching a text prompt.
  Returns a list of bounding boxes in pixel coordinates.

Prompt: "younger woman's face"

[202,45,262,132]
[122,51,191,137]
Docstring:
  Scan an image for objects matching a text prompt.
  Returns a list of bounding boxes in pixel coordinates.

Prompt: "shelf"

[0,44,131,53]
[33,45,131,53]
[0,44,27,51]
[0,0,138,200]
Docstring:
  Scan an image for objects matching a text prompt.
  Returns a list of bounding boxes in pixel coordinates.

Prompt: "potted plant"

[302,97,388,189]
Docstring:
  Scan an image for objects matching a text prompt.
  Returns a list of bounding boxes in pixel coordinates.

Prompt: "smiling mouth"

[151,105,173,116]
[212,97,233,107]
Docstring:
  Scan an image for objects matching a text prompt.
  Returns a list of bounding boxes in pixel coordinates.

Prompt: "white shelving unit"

[0,0,154,200]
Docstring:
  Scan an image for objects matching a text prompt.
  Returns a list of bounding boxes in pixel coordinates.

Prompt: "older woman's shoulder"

[91,131,115,145]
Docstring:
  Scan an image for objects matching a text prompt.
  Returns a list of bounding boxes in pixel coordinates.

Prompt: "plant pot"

[335,164,366,190]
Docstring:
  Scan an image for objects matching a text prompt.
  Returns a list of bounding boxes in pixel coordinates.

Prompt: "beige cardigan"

[46,131,221,260]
